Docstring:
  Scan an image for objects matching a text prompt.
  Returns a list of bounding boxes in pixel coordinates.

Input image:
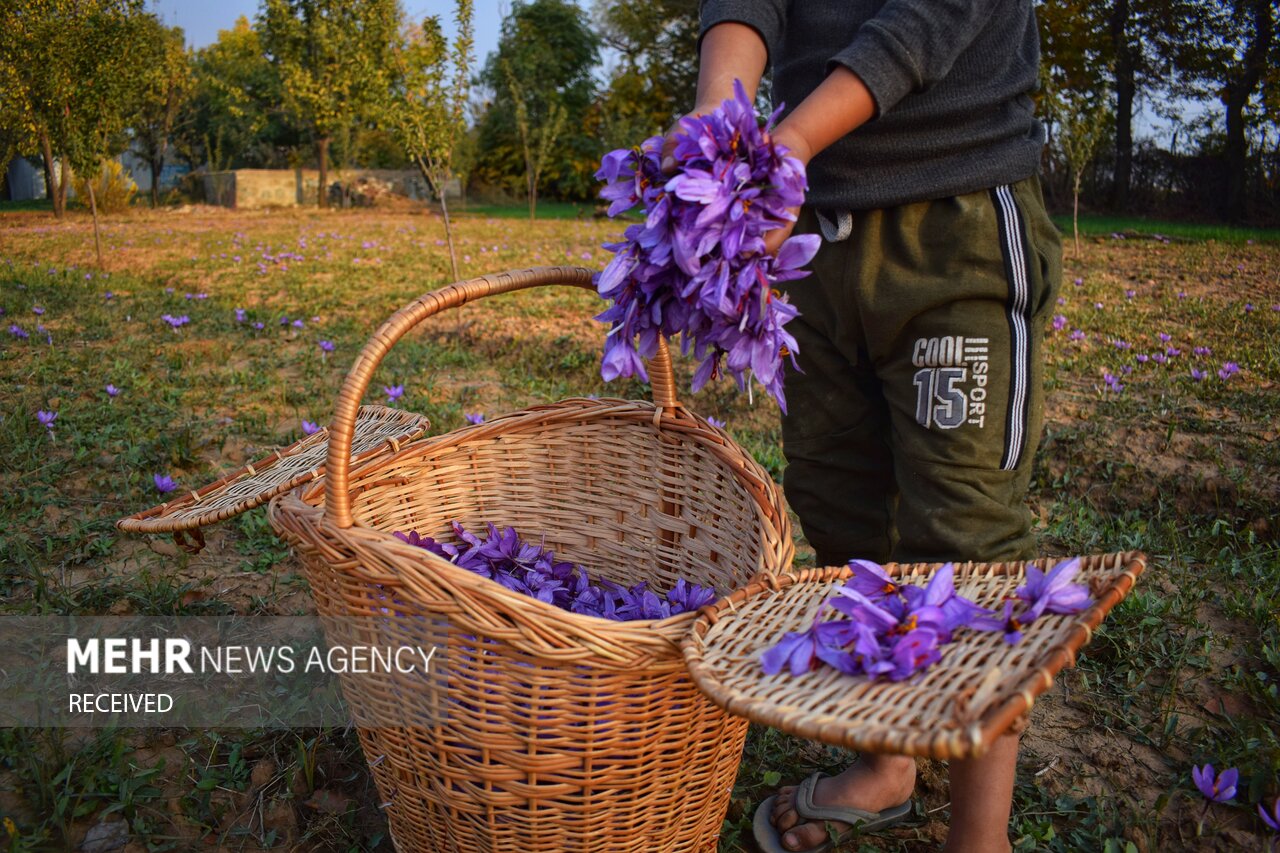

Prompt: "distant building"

[4,157,46,201]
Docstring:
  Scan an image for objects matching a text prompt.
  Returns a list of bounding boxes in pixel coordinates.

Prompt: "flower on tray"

[763,557,1095,682]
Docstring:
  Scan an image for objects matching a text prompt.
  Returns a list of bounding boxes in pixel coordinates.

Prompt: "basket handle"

[324,265,679,528]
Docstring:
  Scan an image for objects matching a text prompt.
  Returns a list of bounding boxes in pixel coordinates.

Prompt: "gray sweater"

[700,0,1046,210]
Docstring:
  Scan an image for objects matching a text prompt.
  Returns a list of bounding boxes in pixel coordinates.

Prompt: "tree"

[1165,0,1277,221]
[473,0,600,201]
[1045,78,1113,256]
[173,17,299,171]
[260,0,399,207]
[592,0,698,147]
[504,59,567,220]
[132,19,191,207]
[382,1,474,279]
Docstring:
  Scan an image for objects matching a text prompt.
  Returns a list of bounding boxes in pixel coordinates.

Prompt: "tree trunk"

[317,136,330,208]
[40,132,63,219]
[88,179,103,267]
[1109,0,1135,211]
[1223,0,1273,223]
[528,170,537,221]
[1072,172,1081,258]
[416,156,459,281]
[58,158,69,214]
[150,160,162,208]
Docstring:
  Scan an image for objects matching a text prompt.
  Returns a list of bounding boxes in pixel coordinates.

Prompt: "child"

[665,3,1061,851]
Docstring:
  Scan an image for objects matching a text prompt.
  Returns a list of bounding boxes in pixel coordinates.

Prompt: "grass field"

[1,203,1277,852]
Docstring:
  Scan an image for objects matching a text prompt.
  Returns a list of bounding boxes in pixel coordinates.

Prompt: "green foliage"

[71,159,137,213]
[130,17,191,206]
[474,0,601,201]
[260,0,400,204]
[173,16,300,170]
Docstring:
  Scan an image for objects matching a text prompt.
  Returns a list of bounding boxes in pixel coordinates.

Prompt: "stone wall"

[201,168,445,209]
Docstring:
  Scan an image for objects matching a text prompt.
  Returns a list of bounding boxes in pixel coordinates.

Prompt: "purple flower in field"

[1152,353,1168,365]
[184,292,193,300]
[1178,291,1188,299]
[161,314,189,329]
[164,287,174,295]
[1192,764,1238,803]
[1103,372,1124,392]
[1193,346,1212,357]
[1218,362,1240,380]
[292,319,304,329]
[1069,329,1086,341]
[1190,368,1206,382]
[1136,354,1149,364]
[1121,365,1132,375]
[105,384,120,397]
[252,322,264,330]
[104,291,113,300]
[1094,302,1104,310]
[1244,303,1255,313]
[1073,277,1083,286]
[1112,340,1131,350]
[464,412,485,425]
[318,340,334,353]
[32,306,44,315]
[301,419,321,435]
[1259,799,1280,832]
[383,384,404,404]
[1125,289,1136,299]
[1166,347,1181,357]
[153,473,177,494]
[9,324,28,340]
[706,416,725,429]
[1052,314,1067,331]
[1015,557,1092,620]
[234,308,246,323]
[1159,332,1172,343]
[279,316,290,326]
[1272,304,1280,312]
[36,409,57,430]
[196,292,209,300]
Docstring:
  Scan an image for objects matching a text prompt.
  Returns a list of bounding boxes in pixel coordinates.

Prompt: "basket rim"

[680,551,1146,759]
[271,396,792,652]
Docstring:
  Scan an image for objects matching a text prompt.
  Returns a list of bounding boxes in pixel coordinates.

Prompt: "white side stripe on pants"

[992,185,1031,472]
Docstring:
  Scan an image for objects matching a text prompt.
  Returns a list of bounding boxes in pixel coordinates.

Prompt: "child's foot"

[769,755,916,851]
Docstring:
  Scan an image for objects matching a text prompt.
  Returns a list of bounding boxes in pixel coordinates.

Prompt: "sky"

[147,0,508,64]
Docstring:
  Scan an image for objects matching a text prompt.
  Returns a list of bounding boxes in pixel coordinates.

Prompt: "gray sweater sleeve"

[830,0,1003,115]
[699,0,787,70]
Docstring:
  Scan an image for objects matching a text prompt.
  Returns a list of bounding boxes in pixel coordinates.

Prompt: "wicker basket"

[266,266,794,852]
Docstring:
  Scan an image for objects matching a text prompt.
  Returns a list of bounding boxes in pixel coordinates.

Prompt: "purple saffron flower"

[665,578,718,615]
[104,291,113,299]
[234,308,246,323]
[1073,277,1083,286]
[1166,347,1181,357]
[883,628,943,681]
[1193,346,1212,357]
[1052,314,1067,331]
[706,416,726,429]
[384,384,404,404]
[1218,362,1239,380]
[464,412,485,425]
[1112,340,1131,350]
[9,324,28,340]
[970,599,1028,645]
[1015,557,1092,620]
[1159,332,1172,343]
[1069,329,1086,341]
[1136,354,1149,364]
[1190,368,1206,382]
[1259,799,1279,832]
[301,420,320,435]
[153,473,177,494]
[32,306,44,315]
[318,340,335,353]
[292,319,305,329]
[36,409,57,430]
[843,559,906,601]
[105,384,120,397]
[253,322,264,330]
[1152,353,1168,365]
[1191,764,1238,803]
[1125,289,1136,299]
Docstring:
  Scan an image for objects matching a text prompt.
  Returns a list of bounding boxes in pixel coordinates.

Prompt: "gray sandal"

[752,772,913,853]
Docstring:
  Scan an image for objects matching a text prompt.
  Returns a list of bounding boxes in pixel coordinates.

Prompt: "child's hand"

[762,124,813,256]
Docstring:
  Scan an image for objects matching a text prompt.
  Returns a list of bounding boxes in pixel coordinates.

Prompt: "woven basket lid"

[682,551,1145,760]
[117,405,429,551]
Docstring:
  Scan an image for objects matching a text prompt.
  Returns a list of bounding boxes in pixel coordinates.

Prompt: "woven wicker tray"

[117,405,429,551]
[682,551,1145,759]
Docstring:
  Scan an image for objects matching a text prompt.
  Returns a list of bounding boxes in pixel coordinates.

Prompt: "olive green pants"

[779,176,1062,566]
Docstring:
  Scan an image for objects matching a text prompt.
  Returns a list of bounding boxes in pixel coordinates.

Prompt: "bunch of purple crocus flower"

[762,557,1093,682]
[593,80,820,412]
[394,521,717,621]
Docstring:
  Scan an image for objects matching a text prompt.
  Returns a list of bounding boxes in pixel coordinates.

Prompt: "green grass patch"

[1052,212,1280,243]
